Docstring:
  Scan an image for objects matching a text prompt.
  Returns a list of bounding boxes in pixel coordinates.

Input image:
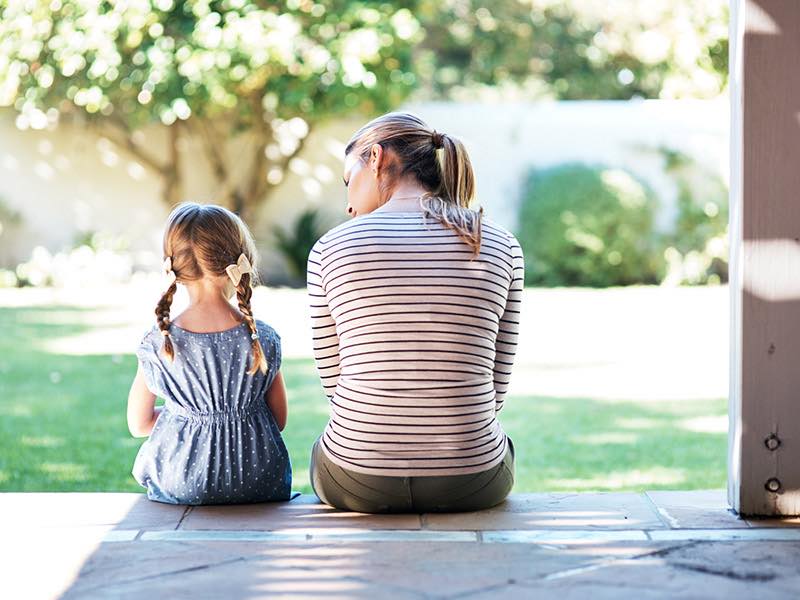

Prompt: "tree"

[0,0,729,220]
[413,0,728,100]
[0,0,421,219]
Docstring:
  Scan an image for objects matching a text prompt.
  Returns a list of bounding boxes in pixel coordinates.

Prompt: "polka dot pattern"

[131,319,292,505]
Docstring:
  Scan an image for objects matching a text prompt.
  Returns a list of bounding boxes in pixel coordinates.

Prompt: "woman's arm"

[493,237,525,413]
[266,370,288,431]
[307,239,341,399]
[127,364,161,437]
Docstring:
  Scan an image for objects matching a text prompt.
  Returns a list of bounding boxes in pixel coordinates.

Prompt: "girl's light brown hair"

[156,202,267,375]
[344,111,482,256]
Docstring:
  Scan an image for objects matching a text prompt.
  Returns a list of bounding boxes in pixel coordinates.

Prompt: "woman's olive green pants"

[309,436,515,514]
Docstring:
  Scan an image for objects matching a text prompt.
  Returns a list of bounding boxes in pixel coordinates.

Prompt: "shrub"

[273,208,328,285]
[517,163,666,287]
[659,148,728,285]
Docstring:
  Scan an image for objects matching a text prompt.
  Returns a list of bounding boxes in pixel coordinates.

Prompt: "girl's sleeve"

[135,329,161,395]
[259,324,282,389]
[270,327,282,374]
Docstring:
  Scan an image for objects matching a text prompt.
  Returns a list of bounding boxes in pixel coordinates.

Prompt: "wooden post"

[728,0,800,516]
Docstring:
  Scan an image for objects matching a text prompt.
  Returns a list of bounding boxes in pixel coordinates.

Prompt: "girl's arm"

[127,364,161,437]
[266,370,288,431]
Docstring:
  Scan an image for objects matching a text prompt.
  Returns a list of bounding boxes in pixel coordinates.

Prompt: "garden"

[0,0,730,496]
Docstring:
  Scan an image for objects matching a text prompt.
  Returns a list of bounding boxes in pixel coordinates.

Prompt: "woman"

[306,111,524,513]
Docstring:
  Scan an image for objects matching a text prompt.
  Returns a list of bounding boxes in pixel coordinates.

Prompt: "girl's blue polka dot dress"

[132,320,292,505]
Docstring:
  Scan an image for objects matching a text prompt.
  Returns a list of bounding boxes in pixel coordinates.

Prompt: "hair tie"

[226,253,253,286]
[431,130,444,149]
[163,256,177,285]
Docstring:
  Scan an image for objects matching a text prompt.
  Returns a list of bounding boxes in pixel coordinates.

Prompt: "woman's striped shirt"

[306,205,524,477]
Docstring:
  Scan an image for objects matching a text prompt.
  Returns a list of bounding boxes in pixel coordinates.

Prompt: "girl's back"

[137,321,280,416]
[127,202,292,505]
[133,319,290,504]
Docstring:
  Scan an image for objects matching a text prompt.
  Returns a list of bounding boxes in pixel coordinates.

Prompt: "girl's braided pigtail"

[236,272,267,375]
[155,281,177,361]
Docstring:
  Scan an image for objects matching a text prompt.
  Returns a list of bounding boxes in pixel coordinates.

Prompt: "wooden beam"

[728,0,800,516]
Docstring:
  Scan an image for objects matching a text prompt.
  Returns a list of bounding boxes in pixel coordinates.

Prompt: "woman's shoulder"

[314,218,360,248]
[481,216,521,247]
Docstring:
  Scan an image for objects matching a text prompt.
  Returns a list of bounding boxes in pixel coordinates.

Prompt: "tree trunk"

[161,123,183,206]
[98,112,309,220]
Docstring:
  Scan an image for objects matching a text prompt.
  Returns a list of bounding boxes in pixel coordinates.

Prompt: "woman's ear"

[370,143,383,172]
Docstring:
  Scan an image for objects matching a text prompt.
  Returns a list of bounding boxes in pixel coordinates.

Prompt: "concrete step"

[4,490,800,599]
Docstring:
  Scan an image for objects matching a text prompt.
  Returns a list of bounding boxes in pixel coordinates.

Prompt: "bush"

[273,208,328,286]
[659,148,728,286]
[517,163,666,287]
[14,233,133,288]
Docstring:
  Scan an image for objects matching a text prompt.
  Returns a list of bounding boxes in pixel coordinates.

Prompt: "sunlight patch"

[21,435,64,448]
[40,326,142,356]
[40,462,89,482]
[0,404,32,417]
[570,432,639,445]
[678,415,727,434]
[546,467,686,491]
[615,417,662,430]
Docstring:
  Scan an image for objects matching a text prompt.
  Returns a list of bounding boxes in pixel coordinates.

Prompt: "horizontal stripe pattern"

[307,211,524,476]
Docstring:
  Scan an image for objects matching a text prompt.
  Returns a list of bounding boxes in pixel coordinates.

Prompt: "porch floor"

[5,490,800,599]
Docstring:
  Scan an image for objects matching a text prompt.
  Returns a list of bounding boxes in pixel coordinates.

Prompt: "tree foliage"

[0,0,729,218]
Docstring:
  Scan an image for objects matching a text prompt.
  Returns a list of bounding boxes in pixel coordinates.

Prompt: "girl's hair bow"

[225,253,252,286]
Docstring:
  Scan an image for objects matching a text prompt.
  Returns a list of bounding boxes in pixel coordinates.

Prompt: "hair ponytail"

[235,272,268,375]
[345,112,483,258]
[155,280,177,361]
[421,132,483,258]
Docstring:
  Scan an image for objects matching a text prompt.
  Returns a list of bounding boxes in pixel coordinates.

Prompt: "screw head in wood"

[765,478,781,492]
[765,434,781,451]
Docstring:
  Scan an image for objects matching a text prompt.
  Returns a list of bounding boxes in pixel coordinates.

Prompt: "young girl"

[127,202,291,505]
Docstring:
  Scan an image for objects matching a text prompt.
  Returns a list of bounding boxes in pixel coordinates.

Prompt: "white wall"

[0,98,728,280]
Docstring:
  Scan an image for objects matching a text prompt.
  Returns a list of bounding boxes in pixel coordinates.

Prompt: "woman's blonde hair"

[344,111,483,256]
[156,202,267,375]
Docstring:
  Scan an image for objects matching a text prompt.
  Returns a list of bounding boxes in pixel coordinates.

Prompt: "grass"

[0,305,727,494]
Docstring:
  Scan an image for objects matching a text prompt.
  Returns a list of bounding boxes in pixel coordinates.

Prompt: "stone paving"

[3,490,800,599]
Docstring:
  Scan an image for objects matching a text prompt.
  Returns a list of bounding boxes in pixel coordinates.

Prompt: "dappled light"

[5,1,800,598]
[20,435,64,448]
[570,432,640,445]
[678,415,728,434]
[742,239,800,301]
[39,462,89,483]
[0,283,728,494]
[546,468,687,491]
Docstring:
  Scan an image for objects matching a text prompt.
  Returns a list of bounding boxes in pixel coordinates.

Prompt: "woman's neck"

[375,182,430,213]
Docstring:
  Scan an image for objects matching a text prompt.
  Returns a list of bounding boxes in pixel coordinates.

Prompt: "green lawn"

[0,305,727,494]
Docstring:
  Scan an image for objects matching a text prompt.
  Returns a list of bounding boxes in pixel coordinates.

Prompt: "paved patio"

[4,490,800,599]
